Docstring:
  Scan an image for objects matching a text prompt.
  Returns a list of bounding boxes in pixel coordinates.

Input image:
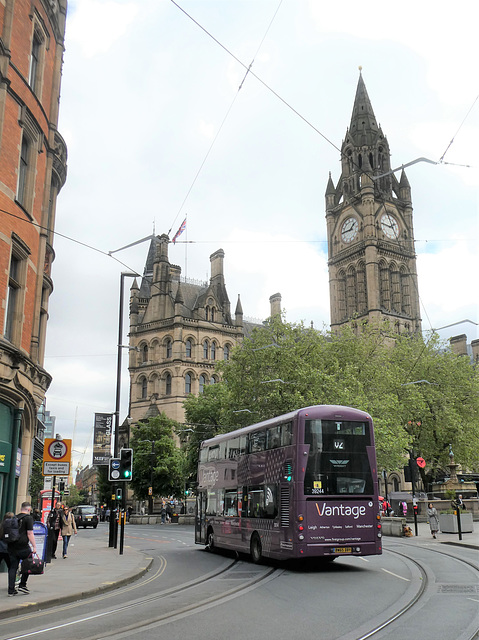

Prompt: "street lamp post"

[109,271,138,549]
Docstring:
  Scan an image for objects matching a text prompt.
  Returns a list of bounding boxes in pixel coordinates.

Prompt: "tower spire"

[349,70,379,147]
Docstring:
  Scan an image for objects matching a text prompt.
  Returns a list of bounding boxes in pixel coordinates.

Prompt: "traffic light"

[119,448,133,480]
[116,488,123,501]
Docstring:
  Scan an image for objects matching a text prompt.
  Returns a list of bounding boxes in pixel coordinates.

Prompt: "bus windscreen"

[304,419,374,496]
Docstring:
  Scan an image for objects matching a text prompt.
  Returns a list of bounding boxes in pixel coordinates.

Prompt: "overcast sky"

[44,0,478,474]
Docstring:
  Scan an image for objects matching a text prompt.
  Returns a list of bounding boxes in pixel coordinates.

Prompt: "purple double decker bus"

[195,405,382,562]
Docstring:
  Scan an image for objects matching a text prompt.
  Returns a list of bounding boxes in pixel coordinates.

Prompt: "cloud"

[67,0,139,58]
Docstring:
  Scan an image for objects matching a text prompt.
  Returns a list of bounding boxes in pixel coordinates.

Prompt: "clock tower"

[326,72,421,334]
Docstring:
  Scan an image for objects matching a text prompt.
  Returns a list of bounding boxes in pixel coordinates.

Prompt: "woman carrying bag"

[60,506,77,558]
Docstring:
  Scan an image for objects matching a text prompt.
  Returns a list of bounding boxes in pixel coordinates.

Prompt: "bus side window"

[282,422,292,446]
[227,438,240,459]
[267,426,281,449]
[264,485,278,519]
[199,448,208,463]
[239,436,247,455]
[249,431,266,453]
[225,491,237,516]
[248,486,264,518]
[206,490,217,516]
[208,446,219,461]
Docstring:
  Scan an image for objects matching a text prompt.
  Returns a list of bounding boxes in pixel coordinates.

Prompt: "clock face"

[381,213,399,239]
[341,217,359,243]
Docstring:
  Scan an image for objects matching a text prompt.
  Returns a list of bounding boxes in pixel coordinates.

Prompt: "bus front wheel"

[250,533,262,564]
[206,528,215,552]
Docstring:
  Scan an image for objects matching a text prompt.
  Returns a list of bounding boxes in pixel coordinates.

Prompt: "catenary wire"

[167,0,284,236]
[439,92,479,163]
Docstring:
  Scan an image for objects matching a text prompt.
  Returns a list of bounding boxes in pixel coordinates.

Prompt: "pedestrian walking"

[166,503,173,523]
[0,512,13,573]
[160,502,166,524]
[48,502,63,559]
[427,503,439,539]
[60,506,77,558]
[6,502,38,597]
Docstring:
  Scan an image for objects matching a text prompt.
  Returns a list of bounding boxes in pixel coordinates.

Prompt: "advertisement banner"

[93,413,113,465]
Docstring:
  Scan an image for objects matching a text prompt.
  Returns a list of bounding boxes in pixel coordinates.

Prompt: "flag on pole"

[172,218,186,244]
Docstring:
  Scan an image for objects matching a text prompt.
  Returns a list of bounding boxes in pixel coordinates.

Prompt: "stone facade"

[128,235,270,425]
[0,0,67,513]
[326,72,421,334]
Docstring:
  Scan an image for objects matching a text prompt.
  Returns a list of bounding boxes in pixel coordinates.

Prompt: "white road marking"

[381,568,410,581]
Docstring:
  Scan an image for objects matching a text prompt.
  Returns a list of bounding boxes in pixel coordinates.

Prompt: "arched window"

[185,373,192,394]
[142,344,148,363]
[17,136,30,206]
[390,264,401,313]
[165,373,172,396]
[203,340,209,359]
[165,339,172,359]
[223,344,230,361]
[205,307,209,321]
[211,375,218,385]
[337,271,347,320]
[141,378,147,399]
[356,262,367,314]
[211,341,216,360]
[199,374,206,394]
[211,307,215,322]
[185,339,192,358]
[346,266,357,318]
[379,261,391,310]
[401,267,411,316]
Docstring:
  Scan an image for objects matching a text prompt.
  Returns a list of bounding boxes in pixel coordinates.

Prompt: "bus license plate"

[333,547,352,554]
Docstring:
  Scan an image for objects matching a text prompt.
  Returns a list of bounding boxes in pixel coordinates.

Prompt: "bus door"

[195,491,207,544]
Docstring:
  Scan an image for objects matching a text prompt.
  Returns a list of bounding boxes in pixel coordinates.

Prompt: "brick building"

[0,0,68,513]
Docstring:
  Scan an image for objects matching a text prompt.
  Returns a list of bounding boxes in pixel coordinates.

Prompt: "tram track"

[341,544,479,640]
[2,557,282,640]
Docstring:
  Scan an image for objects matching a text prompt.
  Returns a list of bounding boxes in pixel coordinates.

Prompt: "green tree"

[182,316,479,479]
[64,484,83,507]
[96,465,112,505]
[28,459,44,508]
[182,383,233,483]
[130,414,186,501]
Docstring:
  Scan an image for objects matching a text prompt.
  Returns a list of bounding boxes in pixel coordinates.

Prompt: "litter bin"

[171,513,179,523]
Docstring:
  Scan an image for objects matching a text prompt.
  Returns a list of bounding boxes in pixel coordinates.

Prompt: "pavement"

[0,521,477,619]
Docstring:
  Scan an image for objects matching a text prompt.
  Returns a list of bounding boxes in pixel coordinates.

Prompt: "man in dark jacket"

[7,502,38,597]
[47,502,62,559]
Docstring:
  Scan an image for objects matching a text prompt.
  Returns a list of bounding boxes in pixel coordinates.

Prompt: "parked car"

[73,505,99,528]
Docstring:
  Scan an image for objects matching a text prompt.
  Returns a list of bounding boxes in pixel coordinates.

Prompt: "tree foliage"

[182,316,479,478]
[130,414,186,500]
[28,459,44,508]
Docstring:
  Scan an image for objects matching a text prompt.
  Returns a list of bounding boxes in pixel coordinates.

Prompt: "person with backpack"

[6,502,38,597]
[0,512,14,573]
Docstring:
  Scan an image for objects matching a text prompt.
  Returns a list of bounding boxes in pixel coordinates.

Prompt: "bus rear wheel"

[250,533,262,564]
[206,528,215,552]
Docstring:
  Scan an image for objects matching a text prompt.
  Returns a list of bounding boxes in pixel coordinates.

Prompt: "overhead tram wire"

[439,92,479,164]
[167,0,284,237]
[169,0,341,157]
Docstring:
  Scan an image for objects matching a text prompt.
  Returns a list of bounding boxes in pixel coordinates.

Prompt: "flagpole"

[185,214,188,280]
